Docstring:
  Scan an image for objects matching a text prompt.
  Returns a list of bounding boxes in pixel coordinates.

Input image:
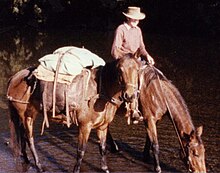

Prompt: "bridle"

[117,67,140,104]
[185,141,202,172]
[184,143,191,172]
[99,58,140,107]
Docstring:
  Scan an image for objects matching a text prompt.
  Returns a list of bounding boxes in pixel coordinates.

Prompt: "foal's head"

[183,126,206,173]
[116,56,140,103]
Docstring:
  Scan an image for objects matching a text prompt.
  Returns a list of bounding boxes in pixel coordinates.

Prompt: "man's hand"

[147,54,155,65]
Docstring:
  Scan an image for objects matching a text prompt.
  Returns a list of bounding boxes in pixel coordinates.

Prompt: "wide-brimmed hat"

[122,6,145,20]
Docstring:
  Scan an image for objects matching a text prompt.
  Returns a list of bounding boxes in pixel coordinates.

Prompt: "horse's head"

[116,56,140,103]
[183,126,206,173]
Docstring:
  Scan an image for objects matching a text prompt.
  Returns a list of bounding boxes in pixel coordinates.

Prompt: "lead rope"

[153,66,187,159]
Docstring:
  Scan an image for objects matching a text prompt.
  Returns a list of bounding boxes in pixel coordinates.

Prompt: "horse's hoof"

[37,167,44,172]
[101,165,110,173]
[102,168,110,173]
[105,170,110,173]
[155,166,161,173]
[36,163,44,172]
[73,166,80,173]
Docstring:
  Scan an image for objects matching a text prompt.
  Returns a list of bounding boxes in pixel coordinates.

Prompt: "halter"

[117,67,140,100]
[185,141,201,172]
[125,83,138,89]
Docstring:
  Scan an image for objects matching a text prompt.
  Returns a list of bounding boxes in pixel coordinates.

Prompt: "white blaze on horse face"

[118,58,139,102]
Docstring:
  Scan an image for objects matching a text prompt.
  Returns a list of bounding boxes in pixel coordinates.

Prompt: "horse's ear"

[196,126,203,137]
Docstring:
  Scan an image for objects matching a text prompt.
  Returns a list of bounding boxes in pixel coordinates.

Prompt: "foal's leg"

[97,128,110,173]
[145,118,161,173]
[73,125,91,173]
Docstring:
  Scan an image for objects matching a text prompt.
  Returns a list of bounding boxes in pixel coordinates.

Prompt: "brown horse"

[108,65,206,173]
[7,56,140,173]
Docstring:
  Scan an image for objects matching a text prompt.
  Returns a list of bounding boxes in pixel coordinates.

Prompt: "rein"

[152,66,187,160]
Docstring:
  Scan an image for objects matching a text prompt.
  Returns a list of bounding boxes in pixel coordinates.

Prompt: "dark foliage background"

[0,0,220,37]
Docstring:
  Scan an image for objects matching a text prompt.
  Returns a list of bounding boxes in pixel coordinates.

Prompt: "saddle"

[36,69,91,133]
[33,46,105,133]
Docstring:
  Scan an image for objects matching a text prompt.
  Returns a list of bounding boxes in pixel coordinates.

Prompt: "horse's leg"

[73,125,91,173]
[145,118,161,173]
[143,124,152,162]
[20,123,30,164]
[24,109,43,172]
[97,128,110,173]
[107,128,119,153]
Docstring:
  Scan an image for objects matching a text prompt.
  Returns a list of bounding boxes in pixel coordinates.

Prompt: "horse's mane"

[102,60,118,83]
[102,57,139,84]
[142,66,195,133]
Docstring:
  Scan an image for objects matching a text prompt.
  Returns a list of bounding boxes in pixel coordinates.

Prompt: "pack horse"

[7,47,140,172]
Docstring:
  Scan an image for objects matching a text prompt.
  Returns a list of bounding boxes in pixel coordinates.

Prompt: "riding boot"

[131,109,143,124]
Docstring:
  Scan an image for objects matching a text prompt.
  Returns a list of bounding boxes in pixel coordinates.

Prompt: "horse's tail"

[8,101,23,158]
[7,67,37,158]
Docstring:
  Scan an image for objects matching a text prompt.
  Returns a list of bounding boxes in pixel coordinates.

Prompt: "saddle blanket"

[38,46,106,76]
[33,65,77,84]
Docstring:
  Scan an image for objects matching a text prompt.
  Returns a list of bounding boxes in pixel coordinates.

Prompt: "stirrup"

[131,110,143,124]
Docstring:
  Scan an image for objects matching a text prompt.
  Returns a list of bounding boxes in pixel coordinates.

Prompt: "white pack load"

[38,46,106,76]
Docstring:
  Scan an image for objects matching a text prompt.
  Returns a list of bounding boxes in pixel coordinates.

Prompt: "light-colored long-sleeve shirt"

[111,23,148,59]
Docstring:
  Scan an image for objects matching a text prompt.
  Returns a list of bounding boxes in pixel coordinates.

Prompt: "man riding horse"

[111,6,155,124]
